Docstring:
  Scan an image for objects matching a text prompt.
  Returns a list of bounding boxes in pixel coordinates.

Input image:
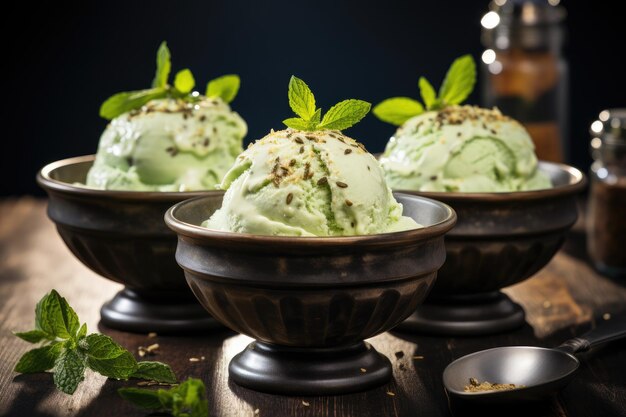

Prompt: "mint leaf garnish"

[118,388,163,409]
[35,289,79,340]
[99,88,168,120]
[101,42,241,120]
[14,329,51,343]
[174,69,195,94]
[438,54,476,107]
[152,41,171,89]
[374,54,476,126]
[131,361,177,384]
[288,76,316,120]
[84,334,137,380]
[206,74,240,103]
[14,343,63,373]
[419,77,437,110]
[119,377,208,417]
[372,97,424,126]
[53,347,86,395]
[318,99,371,130]
[14,289,178,396]
[282,76,370,132]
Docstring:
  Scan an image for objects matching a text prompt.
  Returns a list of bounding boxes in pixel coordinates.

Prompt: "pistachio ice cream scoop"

[86,97,246,191]
[204,75,419,236]
[380,105,551,192]
[374,55,551,193]
[205,129,418,236]
[84,41,246,191]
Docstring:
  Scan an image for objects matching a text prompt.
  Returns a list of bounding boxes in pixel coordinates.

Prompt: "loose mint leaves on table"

[119,377,208,417]
[13,289,177,394]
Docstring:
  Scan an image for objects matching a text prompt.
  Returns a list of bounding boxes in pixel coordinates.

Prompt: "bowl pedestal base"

[396,291,525,336]
[229,341,392,395]
[100,288,221,334]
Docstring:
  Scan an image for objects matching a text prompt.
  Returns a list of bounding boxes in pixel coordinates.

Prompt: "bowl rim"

[37,155,221,202]
[391,161,587,202]
[165,192,457,247]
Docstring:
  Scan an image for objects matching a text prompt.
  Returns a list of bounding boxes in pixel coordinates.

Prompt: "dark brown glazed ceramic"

[394,161,586,336]
[36,155,222,333]
[165,193,456,395]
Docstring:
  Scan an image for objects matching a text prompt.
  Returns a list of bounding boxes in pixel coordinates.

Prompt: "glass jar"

[587,109,626,278]
[480,0,568,163]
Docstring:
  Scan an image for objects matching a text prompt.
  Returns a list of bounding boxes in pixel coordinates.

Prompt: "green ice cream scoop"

[86,97,247,191]
[380,106,552,192]
[204,129,419,236]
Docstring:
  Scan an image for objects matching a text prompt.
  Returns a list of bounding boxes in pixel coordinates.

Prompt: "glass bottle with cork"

[587,109,626,279]
[480,0,567,162]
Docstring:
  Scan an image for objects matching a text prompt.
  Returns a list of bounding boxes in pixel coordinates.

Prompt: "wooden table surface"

[1,197,625,417]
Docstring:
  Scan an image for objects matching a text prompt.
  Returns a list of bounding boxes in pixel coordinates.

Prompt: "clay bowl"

[393,161,586,336]
[165,192,456,395]
[37,155,223,333]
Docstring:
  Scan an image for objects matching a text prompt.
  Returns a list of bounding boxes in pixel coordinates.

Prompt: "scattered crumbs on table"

[302,400,310,407]
[603,313,611,320]
[189,357,201,362]
[413,355,424,360]
[254,409,259,415]
[360,368,367,373]
[138,343,160,357]
[148,332,158,338]
[394,351,404,359]
[386,391,395,397]
[542,300,552,309]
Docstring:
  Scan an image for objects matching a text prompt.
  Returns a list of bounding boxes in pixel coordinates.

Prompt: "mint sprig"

[282,75,370,132]
[100,41,241,120]
[13,290,177,394]
[119,377,208,417]
[373,54,476,126]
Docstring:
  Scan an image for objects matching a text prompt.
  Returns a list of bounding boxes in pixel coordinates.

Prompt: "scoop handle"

[558,315,626,354]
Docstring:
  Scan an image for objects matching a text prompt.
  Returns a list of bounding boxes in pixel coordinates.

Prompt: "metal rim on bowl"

[164,193,457,249]
[393,161,586,202]
[37,155,216,202]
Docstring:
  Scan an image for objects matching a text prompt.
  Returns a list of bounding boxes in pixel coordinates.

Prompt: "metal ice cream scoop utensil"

[443,315,626,403]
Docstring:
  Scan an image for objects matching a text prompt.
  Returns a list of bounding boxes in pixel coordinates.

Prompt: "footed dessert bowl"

[37,155,222,333]
[395,161,586,335]
[165,192,456,395]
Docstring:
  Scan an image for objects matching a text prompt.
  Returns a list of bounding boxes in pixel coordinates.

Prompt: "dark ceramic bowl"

[165,193,456,395]
[37,155,223,333]
[393,161,586,336]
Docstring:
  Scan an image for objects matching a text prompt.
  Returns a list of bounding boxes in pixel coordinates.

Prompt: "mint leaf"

[310,108,322,125]
[53,347,86,395]
[174,69,195,94]
[119,378,208,417]
[288,76,316,120]
[419,77,438,110]
[14,329,51,343]
[171,378,208,417]
[152,41,171,88]
[84,334,137,380]
[100,88,168,120]
[438,54,476,106]
[283,117,312,130]
[206,74,240,103]
[316,99,371,130]
[373,97,424,126]
[35,290,80,340]
[77,323,87,340]
[131,361,177,384]
[15,343,63,373]
[118,387,164,410]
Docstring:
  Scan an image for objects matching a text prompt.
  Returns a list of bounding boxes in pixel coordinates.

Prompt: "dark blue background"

[3,1,624,195]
